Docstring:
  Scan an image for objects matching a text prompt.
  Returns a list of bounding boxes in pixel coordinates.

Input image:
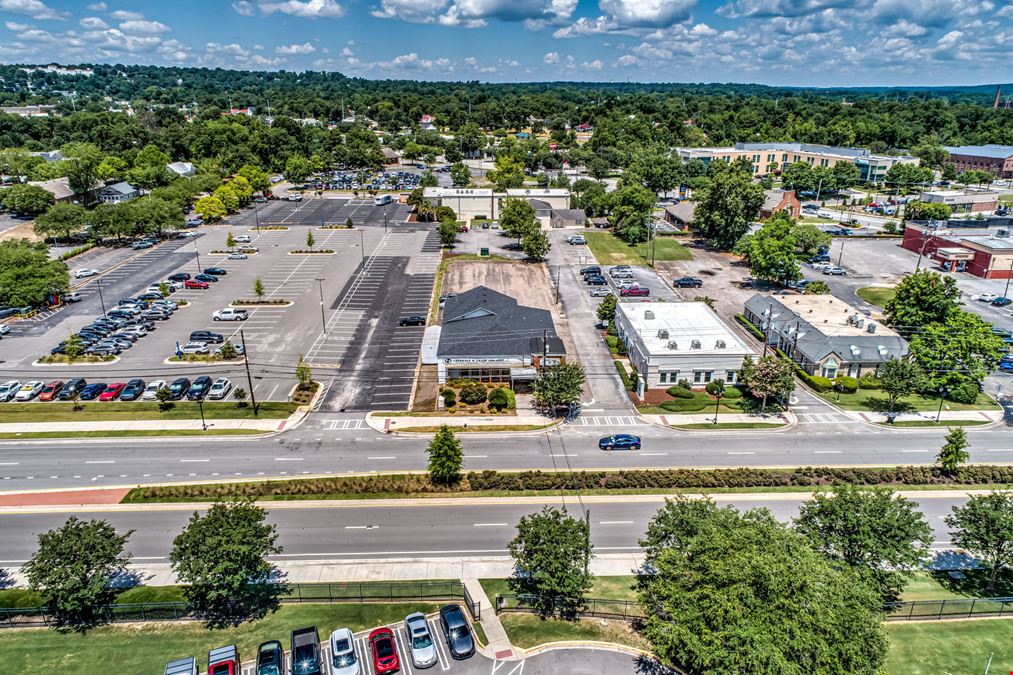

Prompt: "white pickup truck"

[212,308,249,321]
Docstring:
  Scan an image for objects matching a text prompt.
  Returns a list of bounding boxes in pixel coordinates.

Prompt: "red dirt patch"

[0,488,130,507]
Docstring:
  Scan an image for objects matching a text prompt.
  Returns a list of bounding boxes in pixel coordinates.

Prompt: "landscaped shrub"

[666,385,694,399]
[659,398,711,413]
[795,365,832,392]
[447,378,479,388]
[735,314,766,341]
[723,386,743,399]
[488,388,510,411]
[459,383,488,405]
[834,376,859,394]
[859,373,883,390]
[677,378,692,390]
[442,389,457,407]
[945,381,980,405]
[614,361,634,390]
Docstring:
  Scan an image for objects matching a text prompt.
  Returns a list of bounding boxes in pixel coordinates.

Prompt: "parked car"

[620,286,650,297]
[190,330,224,344]
[143,308,172,321]
[291,626,323,675]
[195,273,218,283]
[184,279,209,290]
[567,234,587,245]
[822,266,847,276]
[204,267,227,276]
[329,628,359,675]
[238,245,259,253]
[976,293,999,303]
[208,645,240,675]
[167,378,191,400]
[992,297,1013,307]
[610,269,635,279]
[585,275,607,286]
[673,277,703,288]
[137,292,163,301]
[164,657,198,675]
[255,641,284,675]
[590,288,613,298]
[180,341,210,355]
[208,377,233,400]
[14,380,44,401]
[405,612,438,669]
[79,382,107,401]
[599,433,642,451]
[580,265,601,276]
[439,604,475,659]
[63,291,82,303]
[132,240,155,250]
[57,378,87,400]
[287,194,303,202]
[141,379,167,401]
[167,272,191,283]
[213,308,248,321]
[38,380,64,401]
[227,252,248,260]
[609,265,633,274]
[235,235,252,243]
[120,378,146,401]
[98,382,126,401]
[369,627,400,675]
[398,315,426,326]
[86,344,121,356]
[187,376,213,401]
[74,268,99,278]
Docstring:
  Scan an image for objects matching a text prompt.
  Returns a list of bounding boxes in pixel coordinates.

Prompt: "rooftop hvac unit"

[867,323,877,333]
[855,318,864,328]
[715,340,726,348]
[657,329,669,339]
[644,310,655,320]
[997,229,1009,238]
[691,340,701,349]
[667,341,679,350]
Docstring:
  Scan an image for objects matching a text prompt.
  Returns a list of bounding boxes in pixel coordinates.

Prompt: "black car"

[599,433,642,451]
[187,376,213,400]
[189,330,224,344]
[580,265,602,276]
[167,272,191,283]
[673,277,703,288]
[439,604,475,659]
[119,378,146,401]
[168,377,191,400]
[78,382,107,401]
[398,316,426,326]
[503,242,523,251]
[203,267,227,276]
[137,292,163,301]
[291,627,322,675]
[57,378,87,400]
[585,275,607,286]
[256,640,284,675]
[194,273,218,283]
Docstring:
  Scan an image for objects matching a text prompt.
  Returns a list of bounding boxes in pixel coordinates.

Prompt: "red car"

[369,627,400,674]
[620,286,650,297]
[38,380,64,401]
[98,382,126,401]
[184,279,209,289]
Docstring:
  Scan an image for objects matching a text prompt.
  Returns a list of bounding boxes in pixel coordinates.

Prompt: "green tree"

[531,362,586,414]
[158,282,170,299]
[609,183,655,244]
[0,239,70,307]
[884,270,960,332]
[792,222,832,258]
[705,378,726,424]
[946,492,1013,591]
[434,205,456,222]
[284,155,314,182]
[487,155,525,191]
[803,280,830,294]
[33,202,86,243]
[795,486,932,600]
[170,500,283,627]
[61,142,103,202]
[743,212,801,284]
[596,293,617,323]
[226,232,236,249]
[1,183,55,215]
[912,142,950,170]
[213,185,240,213]
[909,310,1006,394]
[306,230,315,250]
[233,387,249,407]
[295,354,313,389]
[694,161,764,249]
[133,144,172,169]
[219,340,238,359]
[522,230,550,261]
[133,197,184,237]
[426,424,464,484]
[828,161,860,191]
[639,497,739,564]
[419,170,438,188]
[500,198,538,241]
[904,201,951,221]
[63,333,86,359]
[507,506,592,618]
[937,427,970,474]
[450,162,471,187]
[437,219,458,247]
[878,357,925,414]
[957,169,995,187]
[885,163,935,191]
[638,505,887,674]
[155,385,174,411]
[23,517,132,628]
[194,196,227,223]
[739,354,795,412]
[253,277,265,300]
[237,165,271,193]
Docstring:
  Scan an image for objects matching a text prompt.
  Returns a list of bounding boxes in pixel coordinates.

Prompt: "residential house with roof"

[166,161,195,177]
[97,181,139,204]
[28,177,75,203]
[743,294,908,379]
[434,286,565,389]
[759,190,801,219]
[663,201,696,231]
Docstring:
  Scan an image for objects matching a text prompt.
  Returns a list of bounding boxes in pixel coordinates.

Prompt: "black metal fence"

[0,581,479,629]
[885,596,1013,621]
[496,594,645,621]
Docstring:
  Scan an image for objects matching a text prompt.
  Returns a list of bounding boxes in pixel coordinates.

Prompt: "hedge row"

[796,365,832,392]
[614,361,634,390]
[58,243,96,261]
[735,314,766,341]
[128,466,1013,501]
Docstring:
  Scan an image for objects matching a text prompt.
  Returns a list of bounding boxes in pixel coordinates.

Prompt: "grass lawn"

[498,613,649,651]
[674,422,787,430]
[583,231,691,266]
[0,401,296,423]
[856,286,897,307]
[899,570,1013,602]
[0,603,439,673]
[800,216,835,224]
[886,619,1013,675]
[817,389,999,413]
[877,420,991,428]
[480,577,638,603]
[0,429,270,439]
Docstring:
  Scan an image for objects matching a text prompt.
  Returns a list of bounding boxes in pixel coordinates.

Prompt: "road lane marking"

[473,523,508,527]
[598,521,634,525]
[902,450,929,453]
[814,450,842,454]
[180,459,209,463]
[368,456,397,460]
[274,457,303,461]
[85,460,115,464]
[0,462,18,466]
[727,451,755,455]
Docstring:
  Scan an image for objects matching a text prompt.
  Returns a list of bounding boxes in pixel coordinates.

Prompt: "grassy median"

[0,401,297,423]
[583,231,692,266]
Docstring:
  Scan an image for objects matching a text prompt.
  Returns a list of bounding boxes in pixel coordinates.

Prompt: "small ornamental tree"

[426,424,463,484]
[226,232,236,249]
[803,280,830,295]
[937,427,970,474]
[233,387,249,407]
[437,219,458,248]
[64,333,85,359]
[295,354,313,389]
[218,340,238,359]
[253,277,265,300]
[306,230,315,250]
[532,362,586,414]
[158,282,170,298]
[155,385,174,412]
[596,294,617,323]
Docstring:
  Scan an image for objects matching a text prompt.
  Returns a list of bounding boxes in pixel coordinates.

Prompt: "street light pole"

[936,386,947,423]
[254,204,261,234]
[359,228,365,263]
[193,238,202,274]
[837,239,846,268]
[96,278,107,316]
[197,398,207,431]
[1002,256,1013,300]
[315,277,327,334]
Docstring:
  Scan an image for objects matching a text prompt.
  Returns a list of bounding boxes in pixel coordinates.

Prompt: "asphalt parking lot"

[237,198,413,231]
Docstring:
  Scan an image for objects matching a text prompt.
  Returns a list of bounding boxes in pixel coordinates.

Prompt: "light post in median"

[315,277,327,334]
[96,277,107,316]
[197,397,207,431]
[193,238,202,274]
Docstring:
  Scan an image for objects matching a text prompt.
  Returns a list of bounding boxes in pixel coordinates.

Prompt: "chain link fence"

[496,594,645,621]
[885,596,1013,621]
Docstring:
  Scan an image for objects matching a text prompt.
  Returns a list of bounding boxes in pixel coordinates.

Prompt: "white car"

[227,252,248,260]
[0,380,21,402]
[329,628,359,675]
[151,299,177,311]
[119,326,148,338]
[811,262,833,272]
[404,613,437,669]
[141,379,167,400]
[14,380,44,401]
[616,280,640,290]
[287,194,303,202]
[0,325,10,336]
[212,308,248,321]
[976,293,999,303]
[178,231,199,238]
[590,288,613,298]
[207,377,233,400]
[74,268,99,279]
[235,234,252,243]
[179,341,209,355]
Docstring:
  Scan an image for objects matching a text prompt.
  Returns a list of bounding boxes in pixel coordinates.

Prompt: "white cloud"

[440,0,577,27]
[719,0,858,19]
[543,51,559,63]
[598,0,697,27]
[241,0,345,18]
[79,16,108,29]
[582,58,604,70]
[109,9,144,20]
[371,0,447,22]
[119,19,170,34]
[232,1,255,15]
[5,20,29,30]
[617,53,638,66]
[86,2,106,9]
[341,46,353,56]
[276,41,316,54]
[0,0,68,20]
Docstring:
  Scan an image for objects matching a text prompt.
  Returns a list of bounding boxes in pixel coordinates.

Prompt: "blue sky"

[0,0,1010,85]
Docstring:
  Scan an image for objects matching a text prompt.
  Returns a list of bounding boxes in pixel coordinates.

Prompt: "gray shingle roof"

[438,286,564,358]
[100,181,137,196]
[944,145,1013,160]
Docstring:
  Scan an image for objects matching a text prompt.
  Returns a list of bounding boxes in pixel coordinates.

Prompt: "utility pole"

[837,239,845,268]
[254,204,261,233]
[315,278,327,334]
[1002,256,1013,300]
[193,238,202,273]
[584,508,591,577]
[761,302,773,357]
[359,228,365,263]
[240,329,258,416]
[95,278,107,316]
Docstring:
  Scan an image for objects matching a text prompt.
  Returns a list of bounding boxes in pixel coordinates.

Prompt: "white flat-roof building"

[422,187,572,227]
[919,189,999,214]
[616,302,756,393]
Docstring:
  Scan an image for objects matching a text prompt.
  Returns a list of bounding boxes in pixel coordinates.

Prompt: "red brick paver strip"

[0,488,130,507]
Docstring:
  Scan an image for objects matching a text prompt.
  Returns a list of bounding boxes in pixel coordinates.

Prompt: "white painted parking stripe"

[395,628,414,675]
[428,618,451,671]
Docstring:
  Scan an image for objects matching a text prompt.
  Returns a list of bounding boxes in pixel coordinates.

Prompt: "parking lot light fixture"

[193,238,202,273]
[197,397,207,431]
[96,278,106,316]
[315,277,327,334]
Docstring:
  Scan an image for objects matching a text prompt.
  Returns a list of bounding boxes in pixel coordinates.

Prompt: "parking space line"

[428,618,451,671]
[394,627,414,675]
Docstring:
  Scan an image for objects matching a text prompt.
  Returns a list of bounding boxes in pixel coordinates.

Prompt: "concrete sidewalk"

[640,412,793,427]
[366,411,558,433]
[463,577,516,660]
[0,418,287,432]
[854,409,1003,425]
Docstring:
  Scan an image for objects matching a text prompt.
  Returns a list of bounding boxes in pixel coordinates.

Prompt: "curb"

[514,640,656,660]
[32,356,121,367]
